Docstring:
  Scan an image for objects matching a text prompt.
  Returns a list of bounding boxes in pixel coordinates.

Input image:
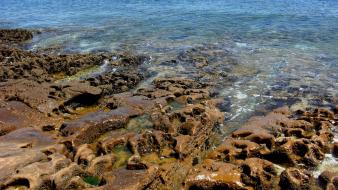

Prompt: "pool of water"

[1,0,337,121]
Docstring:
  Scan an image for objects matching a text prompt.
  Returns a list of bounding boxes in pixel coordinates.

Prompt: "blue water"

[1,0,338,121]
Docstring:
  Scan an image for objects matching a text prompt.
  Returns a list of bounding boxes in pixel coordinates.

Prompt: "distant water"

[1,0,338,121]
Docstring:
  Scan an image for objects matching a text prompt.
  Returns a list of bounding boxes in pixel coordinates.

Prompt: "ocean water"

[1,0,337,121]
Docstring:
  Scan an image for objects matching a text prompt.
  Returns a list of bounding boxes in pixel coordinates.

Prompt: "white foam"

[235,91,248,100]
[313,154,338,178]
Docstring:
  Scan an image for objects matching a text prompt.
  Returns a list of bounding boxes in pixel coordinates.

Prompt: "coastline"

[0,29,337,190]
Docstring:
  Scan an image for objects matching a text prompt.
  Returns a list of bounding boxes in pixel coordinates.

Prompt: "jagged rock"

[101,166,158,190]
[184,159,245,190]
[318,171,338,190]
[88,155,116,176]
[60,107,141,146]
[279,168,316,190]
[52,163,88,190]
[240,158,279,189]
[0,29,33,44]
[0,153,71,190]
[333,142,338,158]
[74,144,96,167]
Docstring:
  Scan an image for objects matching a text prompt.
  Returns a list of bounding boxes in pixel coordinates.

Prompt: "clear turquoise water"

[1,0,337,121]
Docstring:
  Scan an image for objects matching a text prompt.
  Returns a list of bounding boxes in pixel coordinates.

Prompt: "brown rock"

[0,101,61,135]
[240,158,278,189]
[185,159,245,190]
[60,107,141,146]
[318,171,338,189]
[0,29,33,44]
[279,168,315,190]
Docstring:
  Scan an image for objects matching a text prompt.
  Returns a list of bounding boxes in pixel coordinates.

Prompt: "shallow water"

[1,0,337,121]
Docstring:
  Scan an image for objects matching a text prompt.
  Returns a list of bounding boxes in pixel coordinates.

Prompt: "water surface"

[1,0,337,122]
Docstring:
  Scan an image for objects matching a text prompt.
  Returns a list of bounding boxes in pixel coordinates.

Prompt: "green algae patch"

[54,65,102,82]
[83,176,101,186]
[112,144,133,168]
[142,152,177,166]
[167,100,184,111]
[127,115,153,132]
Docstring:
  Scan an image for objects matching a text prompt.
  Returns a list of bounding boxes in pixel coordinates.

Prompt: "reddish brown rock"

[0,101,61,136]
[279,168,316,190]
[101,166,158,190]
[0,79,102,115]
[60,107,141,146]
[240,158,279,189]
[0,128,56,184]
[318,171,338,190]
[184,159,245,190]
[333,142,338,158]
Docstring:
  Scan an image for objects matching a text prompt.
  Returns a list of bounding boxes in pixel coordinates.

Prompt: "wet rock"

[87,72,143,96]
[88,155,116,176]
[129,132,162,156]
[207,139,264,163]
[60,107,141,146]
[99,131,134,154]
[127,155,149,170]
[74,144,96,167]
[279,168,316,190]
[101,166,158,190]
[240,158,278,189]
[318,171,338,190]
[53,163,88,190]
[0,45,113,82]
[174,135,192,158]
[333,142,338,158]
[0,29,33,44]
[184,159,245,190]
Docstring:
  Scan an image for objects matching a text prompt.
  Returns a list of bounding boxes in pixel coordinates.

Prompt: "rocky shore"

[0,29,336,190]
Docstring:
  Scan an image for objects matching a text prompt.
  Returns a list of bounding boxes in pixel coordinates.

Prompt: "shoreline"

[0,28,337,190]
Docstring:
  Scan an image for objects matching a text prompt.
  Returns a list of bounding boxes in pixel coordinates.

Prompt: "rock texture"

[184,106,337,190]
[0,29,337,190]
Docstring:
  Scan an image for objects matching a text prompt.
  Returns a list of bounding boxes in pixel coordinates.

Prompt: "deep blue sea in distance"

[1,0,337,122]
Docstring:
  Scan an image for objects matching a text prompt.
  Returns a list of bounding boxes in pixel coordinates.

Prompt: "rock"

[240,158,278,189]
[333,142,338,158]
[88,155,115,176]
[60,107,141,146]
[207,139,263,163]
[87,72,143,96]
[127,155,148,170]
[184,159,245,190]
[101,166,158,190]
[0,29,33,44]
[0,79,102,115]
[279,168,315,190]
[0,128,56,184]
[52,163,87,190]
[0,153,71,190]
[74,144,96,167]
[318,171,338,189]
[0,101,61,136]
[0,45,112,82]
